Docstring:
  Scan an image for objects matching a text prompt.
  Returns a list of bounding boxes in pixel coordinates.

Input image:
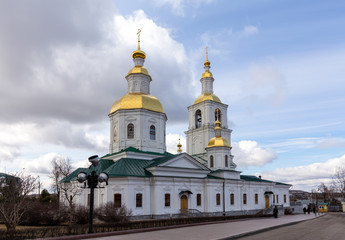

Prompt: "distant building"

[0,172,17,187]
[61,38,291,218]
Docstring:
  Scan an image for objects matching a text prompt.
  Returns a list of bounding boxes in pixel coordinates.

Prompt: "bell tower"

[185,48,232,156]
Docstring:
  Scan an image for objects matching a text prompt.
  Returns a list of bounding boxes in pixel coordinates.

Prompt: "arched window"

[225,155,228,167]
[150,125,156,140]
[210,155,214,168]
[127,123,134,139]
[215,108,221,123]
[195,110,202,128]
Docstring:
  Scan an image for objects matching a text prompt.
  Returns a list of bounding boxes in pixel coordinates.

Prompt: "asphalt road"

[236,213,345,240]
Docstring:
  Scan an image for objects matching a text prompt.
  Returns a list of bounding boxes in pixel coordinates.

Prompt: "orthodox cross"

[206,46,208,61]
[137,29,141,49]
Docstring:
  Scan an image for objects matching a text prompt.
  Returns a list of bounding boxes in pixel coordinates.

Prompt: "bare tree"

[51,157,82,224]
[318,182,331,203]
[333,167,345,201]
[51,157,73,206]
[0,173,37,232]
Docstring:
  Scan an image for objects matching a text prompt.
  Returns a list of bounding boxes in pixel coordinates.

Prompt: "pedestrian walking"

[273,206,278,218]
[307,206,310,214]
[303,207,306,214]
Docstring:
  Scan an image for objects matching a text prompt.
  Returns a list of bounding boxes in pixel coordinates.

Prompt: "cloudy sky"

[1,0,344,192]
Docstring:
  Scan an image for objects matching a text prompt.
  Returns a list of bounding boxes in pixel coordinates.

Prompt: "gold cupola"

[206,109,231,148]
[109,29,164,115]
[194,46,221,105]
[177,135,182,153]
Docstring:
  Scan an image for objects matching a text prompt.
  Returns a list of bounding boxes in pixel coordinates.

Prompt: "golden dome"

[109,93,164,114]
[127,66,150,77]
[132,49,146,59]
[206,136,231,148]
[204,59,211,67]
[201,70,213,78]
[194,93,221,105]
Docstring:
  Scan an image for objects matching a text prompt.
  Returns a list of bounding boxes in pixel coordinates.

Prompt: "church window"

[165,193,170,207]
[136,193,143,208]
[255,193,258,204]
[150,125,156,140]
[127,123,134,139]
[87,194,90,206]
[210,155,214,168]
[197,194,202,206]
[276,195,279,203]
[273,194,275,203]
[225,155,228,167]
[114,194,121,208]
[195,110,202,128]
[284,194,287,203]
[216,193,221,206]
[230,193,234,205]
[243,193,247,205]
[215,108,221,123]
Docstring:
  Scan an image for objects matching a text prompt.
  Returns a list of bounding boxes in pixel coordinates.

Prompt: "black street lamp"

[77,155,109,234]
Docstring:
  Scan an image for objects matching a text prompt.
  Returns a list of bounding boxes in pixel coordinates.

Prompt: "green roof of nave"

[145,154,180,168]
[240,175,291,186]
[60,167,87,183]
[60,153,290,186]
[102,146,172,159]
[104,158,154,177]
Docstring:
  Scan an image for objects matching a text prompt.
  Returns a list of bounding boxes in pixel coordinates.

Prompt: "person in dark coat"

[307,206,310,214]
[273,206,278,218]
[303,207,307,214]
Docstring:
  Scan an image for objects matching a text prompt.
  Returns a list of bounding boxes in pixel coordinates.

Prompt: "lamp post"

[77,155,109,234]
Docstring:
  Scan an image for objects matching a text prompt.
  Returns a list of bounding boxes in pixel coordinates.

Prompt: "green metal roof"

[240,175,273,183]
[102,146,173,158]
[0,172,18,184]
[60,167,88,183]
[240,175,291,186]
[104,158,154,177]
[145,154,179,168]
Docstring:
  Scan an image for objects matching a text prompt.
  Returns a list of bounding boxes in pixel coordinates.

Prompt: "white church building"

[61,38,291,218]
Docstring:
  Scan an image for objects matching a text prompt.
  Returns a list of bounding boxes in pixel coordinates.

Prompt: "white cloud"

[242,25,259,35]
[232,140,276,169]
[0,3,195,166]
[166,133,186,153]
[266,137,345,153]
[317,138,345,148]
[258,154,345,191]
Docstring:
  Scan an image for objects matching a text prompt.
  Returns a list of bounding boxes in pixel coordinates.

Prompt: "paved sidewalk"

[85,213,322,240]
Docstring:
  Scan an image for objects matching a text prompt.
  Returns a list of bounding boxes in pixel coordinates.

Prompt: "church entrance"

[265,195,269,208]
[180,195,188,213]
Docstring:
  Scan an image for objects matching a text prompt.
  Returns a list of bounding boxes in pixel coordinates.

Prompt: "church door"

[180,195,188,213]
[265,195,269,208]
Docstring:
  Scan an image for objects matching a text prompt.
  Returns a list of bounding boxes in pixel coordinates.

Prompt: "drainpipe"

[222,179,225,216]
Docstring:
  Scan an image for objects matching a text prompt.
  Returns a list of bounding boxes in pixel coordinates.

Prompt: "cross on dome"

[137,29,141,50]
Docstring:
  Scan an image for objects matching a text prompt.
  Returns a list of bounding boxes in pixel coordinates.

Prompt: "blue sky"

[0,0,344,191]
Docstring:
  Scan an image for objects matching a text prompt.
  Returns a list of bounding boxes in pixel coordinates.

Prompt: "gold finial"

[132,29,146,59]
[177,135,182,153]
[204,46,210,67]
[215,109,221,130]
[137,29,141,50]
